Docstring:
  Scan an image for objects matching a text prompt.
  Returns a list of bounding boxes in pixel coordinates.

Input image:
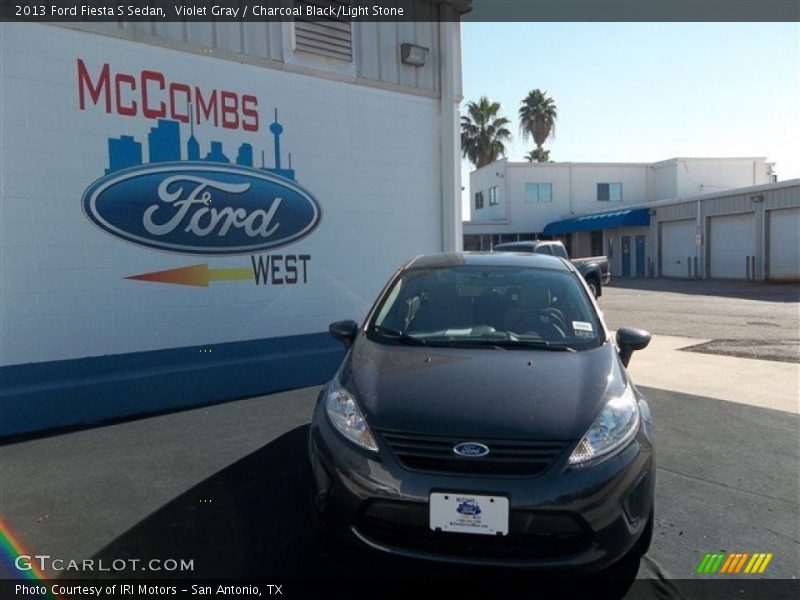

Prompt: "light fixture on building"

[401,43,429,66]
[750,194,764,203]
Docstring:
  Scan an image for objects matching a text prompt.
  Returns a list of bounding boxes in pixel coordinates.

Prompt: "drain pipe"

[439,11,462,251]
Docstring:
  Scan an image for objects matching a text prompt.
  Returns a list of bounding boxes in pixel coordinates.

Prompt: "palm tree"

[460,96,512,169]
[525,148,550,162]
[519,90,557,162]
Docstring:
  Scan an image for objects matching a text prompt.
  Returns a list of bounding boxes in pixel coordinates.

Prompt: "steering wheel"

[545,307,568,332]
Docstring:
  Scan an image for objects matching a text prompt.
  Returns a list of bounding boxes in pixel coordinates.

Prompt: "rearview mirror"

[616,328,651,367]
[329,320,359,348]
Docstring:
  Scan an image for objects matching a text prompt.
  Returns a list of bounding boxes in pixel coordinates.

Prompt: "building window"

[474,191,484,210]
[463,235,482,251]
[597,182,622,202]
[488,186,498,206]
[293,1,353,62]
[525,182,552,203]
[590,231,603,256]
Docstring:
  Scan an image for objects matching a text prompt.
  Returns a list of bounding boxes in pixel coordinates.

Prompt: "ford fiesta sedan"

[308,252,654,570]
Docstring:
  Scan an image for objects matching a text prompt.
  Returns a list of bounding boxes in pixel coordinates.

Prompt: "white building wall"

[0,23,451,367]
[62,13,450,97]
[469,159,509,222]
[671,158,774,199]
[566,164,650,213]
[468,161,651,235]
[503,163,572,231]
[652,162,679,201]
[464,157,777,262]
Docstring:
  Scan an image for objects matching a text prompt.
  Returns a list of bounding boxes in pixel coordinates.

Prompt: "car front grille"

[380,431,570,476]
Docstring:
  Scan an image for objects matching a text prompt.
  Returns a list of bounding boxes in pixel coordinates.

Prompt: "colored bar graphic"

[696,553,712,573]
[720,552,751,573]
[734,552,749,573]
[719,553,736,573]
[759,553,773,573]
[745,554,760,573]
[699,551,774,575]
[711,553,725,573]
[745,553,774,574]
[697,553,726,573]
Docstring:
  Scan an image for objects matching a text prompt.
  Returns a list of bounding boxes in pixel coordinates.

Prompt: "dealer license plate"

[429,492,509,536]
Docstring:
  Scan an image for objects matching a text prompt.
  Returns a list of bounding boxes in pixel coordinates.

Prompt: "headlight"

[569,385,639,466]
[325,380,378,452]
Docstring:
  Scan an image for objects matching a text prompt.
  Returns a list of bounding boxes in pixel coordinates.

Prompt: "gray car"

[308,252,654,570]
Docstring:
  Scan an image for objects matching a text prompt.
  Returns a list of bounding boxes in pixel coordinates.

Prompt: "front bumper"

[308,394,655,571]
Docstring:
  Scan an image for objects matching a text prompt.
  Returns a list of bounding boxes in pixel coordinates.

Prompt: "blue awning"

[542,208,650,235]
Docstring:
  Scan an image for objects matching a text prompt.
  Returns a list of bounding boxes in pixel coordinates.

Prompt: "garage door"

[709,213,755,279]
[769,207,800,280]
[660,219,696,278]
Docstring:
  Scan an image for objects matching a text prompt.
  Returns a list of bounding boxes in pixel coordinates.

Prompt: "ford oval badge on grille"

[453,442,490,458]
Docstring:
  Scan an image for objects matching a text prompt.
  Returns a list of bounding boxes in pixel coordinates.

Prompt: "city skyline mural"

[105,107,296,182]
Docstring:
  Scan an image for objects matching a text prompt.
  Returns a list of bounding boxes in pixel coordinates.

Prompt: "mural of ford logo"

[82,162,321,255]
[453,442,490,458]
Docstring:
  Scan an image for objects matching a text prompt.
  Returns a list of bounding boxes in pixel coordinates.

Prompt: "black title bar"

[1,0,799,22]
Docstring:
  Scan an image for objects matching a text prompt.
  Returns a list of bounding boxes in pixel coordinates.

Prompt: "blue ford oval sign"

[82,162,321,255]
[453,442,490,458]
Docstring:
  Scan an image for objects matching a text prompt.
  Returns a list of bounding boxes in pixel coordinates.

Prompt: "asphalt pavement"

[602,279,800,363]
[1,279,798,596]
[1,385,798,585]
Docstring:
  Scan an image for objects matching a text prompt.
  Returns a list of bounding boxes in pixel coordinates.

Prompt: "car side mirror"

[329,320,359,348]
[616,328,651,367]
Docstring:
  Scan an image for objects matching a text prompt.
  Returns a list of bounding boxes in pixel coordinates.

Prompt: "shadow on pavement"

[606,278,800,302]
[83,425,645,596]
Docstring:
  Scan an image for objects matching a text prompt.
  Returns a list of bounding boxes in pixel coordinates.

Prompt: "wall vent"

[294,1,353,62]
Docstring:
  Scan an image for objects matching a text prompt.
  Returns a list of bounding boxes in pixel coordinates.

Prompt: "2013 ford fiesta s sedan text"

[308,252,654,571]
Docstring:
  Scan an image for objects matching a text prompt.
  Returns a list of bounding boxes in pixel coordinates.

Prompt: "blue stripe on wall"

[0,332,344,437]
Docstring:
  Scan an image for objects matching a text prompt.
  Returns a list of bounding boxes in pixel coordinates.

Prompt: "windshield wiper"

[372,325,427,346]
[499,339,576,352]
[444,338,576,352]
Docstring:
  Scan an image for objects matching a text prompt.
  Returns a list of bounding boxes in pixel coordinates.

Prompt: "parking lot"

[602,279,800,363]
[1,280,798,595]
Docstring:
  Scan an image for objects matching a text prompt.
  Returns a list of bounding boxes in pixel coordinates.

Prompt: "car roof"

[494,241,552,248]
[405,252,571,271]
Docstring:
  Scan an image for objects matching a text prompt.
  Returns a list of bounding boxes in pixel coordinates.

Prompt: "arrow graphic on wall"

[126,264,252,287]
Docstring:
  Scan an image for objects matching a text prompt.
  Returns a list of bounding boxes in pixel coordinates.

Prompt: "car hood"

[339,336,629,441]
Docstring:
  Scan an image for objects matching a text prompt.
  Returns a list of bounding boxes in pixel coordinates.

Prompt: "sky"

[459,22,800,217]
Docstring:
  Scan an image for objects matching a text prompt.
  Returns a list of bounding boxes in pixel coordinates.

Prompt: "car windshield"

[369,265,603,350]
